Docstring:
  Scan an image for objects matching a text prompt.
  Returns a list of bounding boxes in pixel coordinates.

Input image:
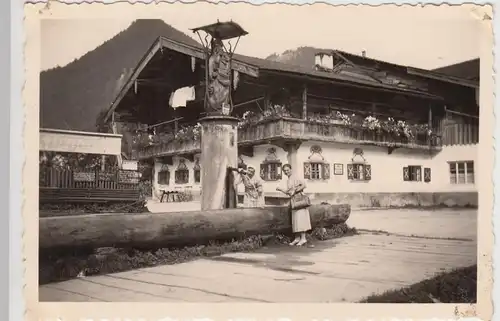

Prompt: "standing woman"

[234,167,265,208]
[276,164,312,246]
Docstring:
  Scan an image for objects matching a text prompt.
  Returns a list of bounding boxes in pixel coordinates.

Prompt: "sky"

[41,4,481,72]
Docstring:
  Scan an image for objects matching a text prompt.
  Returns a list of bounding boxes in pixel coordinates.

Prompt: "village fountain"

[191,20,248,210]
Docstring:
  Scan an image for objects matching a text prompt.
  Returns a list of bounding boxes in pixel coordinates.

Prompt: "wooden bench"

[160,190,180,203]
[40,187,141,204]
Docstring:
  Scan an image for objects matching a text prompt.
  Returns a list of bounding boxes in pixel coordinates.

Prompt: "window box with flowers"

[238,105,292,129]
[137,123,202,158]
[303,145,330,181]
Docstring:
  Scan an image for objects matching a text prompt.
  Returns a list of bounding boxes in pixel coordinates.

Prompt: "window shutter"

[364,164,371,181]
[322,163,330,180]
[277,163,283,180]
[403,167,409,181]
[303,162,311,179]
[259,164,266,180]
[424,167,431,183]
[347,164,354,180]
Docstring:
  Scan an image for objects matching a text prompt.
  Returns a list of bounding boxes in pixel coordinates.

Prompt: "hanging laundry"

[191,57,196,72]
[315,53,334,70]
[233,70,240,90]
[170,86,196,108]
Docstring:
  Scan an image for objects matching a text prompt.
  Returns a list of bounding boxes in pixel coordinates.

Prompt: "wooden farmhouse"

[102,35,479,208]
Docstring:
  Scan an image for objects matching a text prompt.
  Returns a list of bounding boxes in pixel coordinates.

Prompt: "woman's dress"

[287,176,311,233]
[235,173,265,207]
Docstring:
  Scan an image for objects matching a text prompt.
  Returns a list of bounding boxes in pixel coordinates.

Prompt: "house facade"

[104,37,479,208]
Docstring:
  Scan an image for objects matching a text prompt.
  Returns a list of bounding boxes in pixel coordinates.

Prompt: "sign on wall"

[118,170,141,184]
[333,163,344,175]
[122,160,138,171]
[40,128,122,155]
[73,171,96,182]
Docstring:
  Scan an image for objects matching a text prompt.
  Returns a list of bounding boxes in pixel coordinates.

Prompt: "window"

[193,159,201,183]
[175,170,189,184]
[449,161,474,184]
[260,162,282,181]
[175,159,189,184]
[403,166,422,182]
[158,170,170,185]
[194,169,201,183]
[304,162,330,180]
[347,163,371,181]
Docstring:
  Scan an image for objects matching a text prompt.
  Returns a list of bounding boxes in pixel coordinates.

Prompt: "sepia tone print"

[33,4,487,307]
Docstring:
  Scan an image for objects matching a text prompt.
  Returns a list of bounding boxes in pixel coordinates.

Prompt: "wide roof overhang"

[104,36,472,123]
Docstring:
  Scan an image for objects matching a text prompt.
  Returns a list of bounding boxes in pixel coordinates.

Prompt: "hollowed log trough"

[39,204,351,250]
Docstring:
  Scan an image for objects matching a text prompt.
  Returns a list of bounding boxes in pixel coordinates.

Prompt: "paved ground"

[39,205,477,302]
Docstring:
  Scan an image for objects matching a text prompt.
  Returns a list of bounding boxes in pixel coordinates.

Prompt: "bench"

[40,187,141,204]
[159,190,180,203]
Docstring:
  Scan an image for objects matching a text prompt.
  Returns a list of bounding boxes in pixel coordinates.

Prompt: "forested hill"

[40,19,199,131]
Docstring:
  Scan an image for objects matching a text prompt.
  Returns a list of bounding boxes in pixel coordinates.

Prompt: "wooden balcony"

[138,139,200,159]
[238,117,441,150]
[138,117,441,159]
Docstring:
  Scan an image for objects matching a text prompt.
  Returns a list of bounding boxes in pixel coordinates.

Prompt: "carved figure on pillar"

[192,21,249,210]
[207,38,232,115]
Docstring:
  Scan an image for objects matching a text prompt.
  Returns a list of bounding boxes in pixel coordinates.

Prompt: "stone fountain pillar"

[200,115,239,210]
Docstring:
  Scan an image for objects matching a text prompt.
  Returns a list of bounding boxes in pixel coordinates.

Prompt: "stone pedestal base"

[200,116,239,211]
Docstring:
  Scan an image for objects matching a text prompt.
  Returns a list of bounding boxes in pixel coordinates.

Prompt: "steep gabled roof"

[267,47,479,88]
[432,58,480,81]
[106,37,449,121]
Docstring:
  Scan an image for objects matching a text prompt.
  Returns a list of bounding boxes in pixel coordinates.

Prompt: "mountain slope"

[265,46,329,71]
[40,19,199,132]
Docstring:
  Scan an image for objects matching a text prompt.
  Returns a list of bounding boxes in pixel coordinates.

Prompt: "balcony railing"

[238,117,441,149]
[138,117,441,159]
[139,139,200,159]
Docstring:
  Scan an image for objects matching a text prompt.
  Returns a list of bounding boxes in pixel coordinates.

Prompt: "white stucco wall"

[152,155,201,200]
[238,142,478,195]
[152,142,477,199]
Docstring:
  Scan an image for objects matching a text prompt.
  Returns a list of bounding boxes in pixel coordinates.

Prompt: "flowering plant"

[175,123,201,142]
[238,105,291,128]
[362,116,382,131]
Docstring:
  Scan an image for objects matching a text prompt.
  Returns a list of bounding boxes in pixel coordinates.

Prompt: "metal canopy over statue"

[191,21,248,210]
[192,20,247,116]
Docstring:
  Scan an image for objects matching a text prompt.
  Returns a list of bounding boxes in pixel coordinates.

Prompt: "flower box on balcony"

[239,117,440,150]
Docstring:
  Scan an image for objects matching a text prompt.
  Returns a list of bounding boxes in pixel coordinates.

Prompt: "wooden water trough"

[39,203,351,250]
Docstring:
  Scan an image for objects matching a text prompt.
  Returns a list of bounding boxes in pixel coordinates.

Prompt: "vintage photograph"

[36,4,481,304]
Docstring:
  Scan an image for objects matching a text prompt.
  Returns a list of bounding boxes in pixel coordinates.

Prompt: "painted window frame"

[158,170,170,185]
[449,161,474,184]
[193,159,201,184]
[260,161,283,181]
[194,169,201,183]
[347,162,371,181]
[304,161,331,181]
[175,159,190,185]
[174,169,190,184]
[403,165,423,182]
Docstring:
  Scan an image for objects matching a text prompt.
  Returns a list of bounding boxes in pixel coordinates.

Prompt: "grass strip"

[360,265,477,303]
